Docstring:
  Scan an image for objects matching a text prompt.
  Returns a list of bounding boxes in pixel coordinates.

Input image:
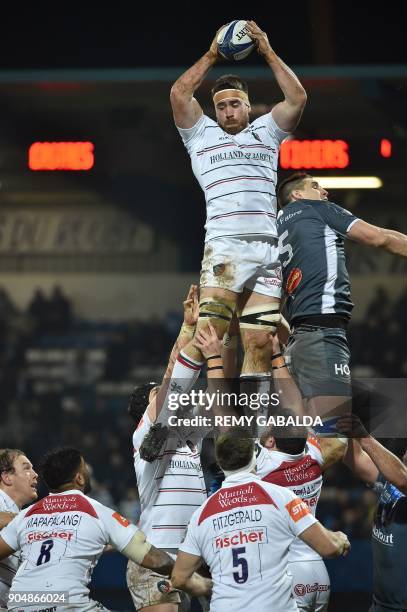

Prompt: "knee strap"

[198,297,235,324]
[239,304,281,332]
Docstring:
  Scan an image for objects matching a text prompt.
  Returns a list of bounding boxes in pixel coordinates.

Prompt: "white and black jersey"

[177,113,289,242]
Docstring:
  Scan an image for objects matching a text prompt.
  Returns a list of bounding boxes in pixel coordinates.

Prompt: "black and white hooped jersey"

[133,410,207,550]
[177,112,289,242]
[277,199,359,323]
[179,472,316,612]
[1,490,138,606]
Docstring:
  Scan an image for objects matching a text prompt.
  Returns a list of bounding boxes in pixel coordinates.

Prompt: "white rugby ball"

[217,20,255,61]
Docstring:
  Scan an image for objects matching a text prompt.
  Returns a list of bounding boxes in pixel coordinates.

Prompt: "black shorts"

[285,325,351,399]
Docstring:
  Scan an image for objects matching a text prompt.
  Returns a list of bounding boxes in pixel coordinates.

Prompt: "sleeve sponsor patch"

[285,498,311,522]
[112,512,130,527]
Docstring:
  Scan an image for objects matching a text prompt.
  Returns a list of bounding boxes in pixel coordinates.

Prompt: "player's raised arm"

[246,20,307,131]
[170,29,221,128]
[338,415,407,493]
[347,220,407,257]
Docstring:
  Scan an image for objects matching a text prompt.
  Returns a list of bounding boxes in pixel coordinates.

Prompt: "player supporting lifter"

[171,428,350,612]
[277,172,407,431]
[127,285,209,612]
[0,447,210,612]
[169,20,307,401]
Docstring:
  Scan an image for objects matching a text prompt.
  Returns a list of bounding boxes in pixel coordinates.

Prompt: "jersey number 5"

[232,547,248,584]
[278,230,294,268]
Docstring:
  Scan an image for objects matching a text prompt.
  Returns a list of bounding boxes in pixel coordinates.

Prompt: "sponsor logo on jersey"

[294,583,330,596]
[198,483,276,525]
[213,526,267,550]
[112,512,130,527]
[286,268,302,294]
[26,495,98,518]
[372,525,394,545]
[263,455,322,488]
[27,530,74,542]
[285,498,311,522]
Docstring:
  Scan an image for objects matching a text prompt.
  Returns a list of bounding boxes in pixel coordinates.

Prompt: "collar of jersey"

[49,489,83,496]
[222,471,261,485]
[267,448,306,462]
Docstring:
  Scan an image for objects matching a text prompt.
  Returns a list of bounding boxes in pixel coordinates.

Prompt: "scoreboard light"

[280,139,349,170]
[28,141,94,171]
[313,176,383,189]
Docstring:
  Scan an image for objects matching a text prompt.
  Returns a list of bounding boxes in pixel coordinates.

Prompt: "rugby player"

[338,415,407,612]
[172,428,349,612]
[0,449,38,611]
[127,285,210,612]
[0,447,210,612]
[277,172,407,432]
[169,21,307,404]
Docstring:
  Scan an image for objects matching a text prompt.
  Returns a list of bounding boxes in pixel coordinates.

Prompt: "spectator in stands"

[48,285,73,332]
[27,288,49,336]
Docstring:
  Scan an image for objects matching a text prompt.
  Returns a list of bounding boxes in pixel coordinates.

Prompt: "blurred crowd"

[1,283,406,537]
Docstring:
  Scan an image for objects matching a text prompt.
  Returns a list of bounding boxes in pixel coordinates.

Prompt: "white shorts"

[288,559,330,612]
[126,558,181,609]
[200,236,282,298]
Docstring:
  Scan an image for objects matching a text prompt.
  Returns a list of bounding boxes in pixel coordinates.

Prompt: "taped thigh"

[239,303,281,333]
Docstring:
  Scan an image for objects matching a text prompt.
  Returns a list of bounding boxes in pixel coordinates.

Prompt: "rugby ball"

[217,20,255,61]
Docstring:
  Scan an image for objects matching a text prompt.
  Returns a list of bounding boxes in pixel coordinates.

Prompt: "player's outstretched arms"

[170,29,221,128]
[171,551,212,597]
[122,531,174,576]
[300,522,350,559]
[348,220,407,257]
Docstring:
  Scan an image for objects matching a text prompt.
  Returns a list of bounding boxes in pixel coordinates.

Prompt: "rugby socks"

[240,373,271,435]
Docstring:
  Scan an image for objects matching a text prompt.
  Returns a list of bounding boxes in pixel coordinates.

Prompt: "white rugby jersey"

[0,490,137,608]
[177,112,289,242]
[180,472,316,612]
[256,434,324,562]
[0,490,19,608]
[133,411,207,550]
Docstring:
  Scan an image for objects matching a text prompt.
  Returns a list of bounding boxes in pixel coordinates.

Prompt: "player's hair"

[39,447,83,491]
[261,408,308,455]
[0,449,25,475]
[128,382,159,424]
[277,172,312,208]
[211,74,249,98]
[215,427,254,471]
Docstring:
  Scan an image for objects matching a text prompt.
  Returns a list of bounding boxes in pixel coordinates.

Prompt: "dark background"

[0,3,404,69]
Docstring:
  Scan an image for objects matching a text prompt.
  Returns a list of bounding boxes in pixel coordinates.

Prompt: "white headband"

[213,88,250,107]
[223,451,257,477]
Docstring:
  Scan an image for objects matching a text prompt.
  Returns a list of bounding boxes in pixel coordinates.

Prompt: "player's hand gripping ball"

[217,20,255,61]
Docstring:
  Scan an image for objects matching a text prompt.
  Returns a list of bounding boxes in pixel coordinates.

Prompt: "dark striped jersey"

[277,199,359,323]
[177,113,289,241]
